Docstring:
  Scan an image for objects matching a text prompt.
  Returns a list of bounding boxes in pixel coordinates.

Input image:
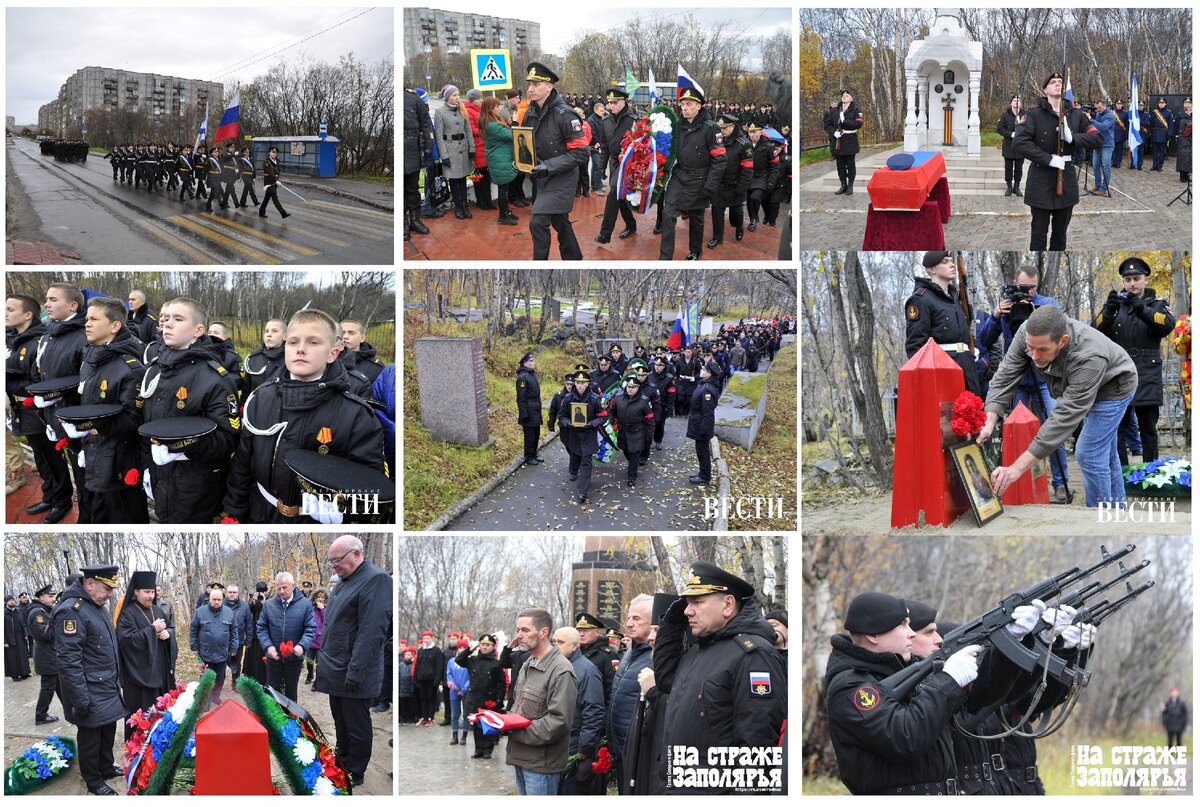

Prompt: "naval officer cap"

[25,375,81,403]
[138,416,218,452]
[526,62,559,84]
[285,449,396,507]
[605,89,629,102]
[679,561,754,600]
[1119,256,1152,277]
[81,564,120,589]
[574,612,606,630]
[679,87,706,105]
[844,592,908,634]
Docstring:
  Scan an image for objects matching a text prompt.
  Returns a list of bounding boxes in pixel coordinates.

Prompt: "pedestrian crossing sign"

[471,48,512,91]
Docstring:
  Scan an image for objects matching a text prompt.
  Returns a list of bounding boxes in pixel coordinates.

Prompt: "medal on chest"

[176,386,188,410]
[316,426,332,454]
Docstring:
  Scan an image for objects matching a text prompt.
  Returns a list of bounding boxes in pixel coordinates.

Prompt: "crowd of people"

[98,140,293,218]
[403,63,791,260]
[5,282,395,525]
[514,320,789,503]
[4,535,393,795]
[400,562,788,795]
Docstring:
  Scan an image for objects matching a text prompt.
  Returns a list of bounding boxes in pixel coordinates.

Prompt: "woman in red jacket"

[464,89,494,210]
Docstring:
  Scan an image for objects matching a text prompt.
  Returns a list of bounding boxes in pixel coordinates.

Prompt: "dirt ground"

[3,671,394,795]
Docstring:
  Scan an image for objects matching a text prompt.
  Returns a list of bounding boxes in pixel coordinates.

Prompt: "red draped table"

[863,151,951,250]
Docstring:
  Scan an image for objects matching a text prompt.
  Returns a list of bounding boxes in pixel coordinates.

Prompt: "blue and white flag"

[1063,71,1074,105]
[1129,70,1144,158]
[648,65,657,107]
[193,100,209,152]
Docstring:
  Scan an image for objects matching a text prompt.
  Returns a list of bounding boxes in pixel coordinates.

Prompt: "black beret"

[922,251,950,268]
[763,608,788,628]
[844,592,908,634]
[1043,72,1063,89]
[905,600,938,631]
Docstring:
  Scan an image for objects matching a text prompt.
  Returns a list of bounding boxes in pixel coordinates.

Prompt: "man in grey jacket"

[507,607,577,795]
[553,626,605,795]
[189,587,239,703]
[978,305,1137,508]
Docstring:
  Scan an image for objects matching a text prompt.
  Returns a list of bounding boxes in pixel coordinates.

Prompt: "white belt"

[938,342,970,353]
[258,482,299,517]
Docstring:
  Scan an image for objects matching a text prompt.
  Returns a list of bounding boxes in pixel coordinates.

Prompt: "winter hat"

[441,84,460,101]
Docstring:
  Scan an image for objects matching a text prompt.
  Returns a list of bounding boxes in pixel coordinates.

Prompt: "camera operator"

[977,264,1072,502]
[1092,256,1177,464]
[1088,100,1116,197]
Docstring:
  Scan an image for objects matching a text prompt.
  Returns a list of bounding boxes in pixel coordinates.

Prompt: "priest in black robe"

[116,571,177,741]
[4,595,32,680]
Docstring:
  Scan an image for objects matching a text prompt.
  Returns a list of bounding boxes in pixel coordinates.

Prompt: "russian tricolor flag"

[667,306,686,350]
[213,90,240,143]
[676,64,703,99]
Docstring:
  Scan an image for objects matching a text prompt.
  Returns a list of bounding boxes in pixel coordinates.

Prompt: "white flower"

[293,737,317,766]
[313,777,338,796]
[627,191,642,206]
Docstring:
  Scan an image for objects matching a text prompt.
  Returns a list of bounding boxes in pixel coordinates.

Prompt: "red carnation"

[124,468,139,486]
[220,516,239,524]
[21,397,33,408]
[280,640,295,658]
[591,746,613,774]
[55,438,67,451]
[484,699,496,709]
[950,391,986,437]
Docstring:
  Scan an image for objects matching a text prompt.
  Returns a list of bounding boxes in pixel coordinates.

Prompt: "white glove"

[302,491,344,525]
[45,424,58,441]
[1006,599,1047,638]
[1062,122,1073,143]
[1048,155,1066,170]
[151,443,189,465]
[142,469,153,499]
[942,644,983,687]
[1040,604,1078,633]
[1076,623,1096,651]
[834,131,843,139]
[76,449,86,468]
[62,422,87,439]
[1010,130,1015,138]
[34,395,55,408]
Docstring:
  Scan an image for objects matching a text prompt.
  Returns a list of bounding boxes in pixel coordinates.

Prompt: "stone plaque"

[597,579,623,623]
[545,298,562,322]
[413,336,489,446]
[572,580,589,621]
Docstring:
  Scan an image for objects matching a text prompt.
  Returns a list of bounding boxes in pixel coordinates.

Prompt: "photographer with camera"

[1088,100,1116,197]
[977,265,1071,502]
[1092,256,1177,465]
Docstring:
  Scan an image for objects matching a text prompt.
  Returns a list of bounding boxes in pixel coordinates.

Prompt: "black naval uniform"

[77,325,150,524]
[223,358,386,524]
[177,150,195,199]
[648,365,675,447]
[525,87,590,260]
[557,385,604,501]
[581,635,618,710]
[53,577,126,794]
[139,336,240,523]
[246,342,286,394]
[1013,97,1102,250]
[516,363,543,462]
[590,364,620,395]
[205,150,226,211]
[193,149,209,199]
[347,343,385,384]
[238,154,260,207]
[7,319,72,516]
[221,149,242,207]
[127,305,157,345]
[1149,103,1176,171]
[26,599,61,722]
[903,276,983,396]
[659,110,727,260]
[672,353,701,416]
[608,387,654,483]
[596,102,639,242]
[1093,287,1176,462]
[747,136,781,227]
[709,124,754,245]
[687,375,719,482]
[35,313,90,519]
[260,155,289,218]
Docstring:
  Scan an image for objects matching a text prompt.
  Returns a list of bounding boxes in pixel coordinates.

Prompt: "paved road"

[7,139,393,265]
[397,720,514,795]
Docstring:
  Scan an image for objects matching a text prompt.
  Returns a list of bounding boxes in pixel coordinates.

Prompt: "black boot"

[833,181,847,195]
[403,210,412,240]
[1012,184,1023,197]
[1004,181,1013,197]
[411,211,430,235]
[450,732,459,746]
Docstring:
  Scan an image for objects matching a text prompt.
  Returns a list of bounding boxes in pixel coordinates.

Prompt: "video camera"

[1001,283,1036,327]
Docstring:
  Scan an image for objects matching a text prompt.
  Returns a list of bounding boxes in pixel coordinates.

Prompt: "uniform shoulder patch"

[208,360,227,375]
[853,685,880,711]
[749,671,772,696]
[1154,312,1168,326]
[907,304,920,321]
[62,618,77,635]
[35,614,45,623]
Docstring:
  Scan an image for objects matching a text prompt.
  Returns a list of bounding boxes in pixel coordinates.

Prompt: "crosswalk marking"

[285,208,391,240]
[135,219,219,264]
[167,215,281,264]
[199,212,321,256]
[254,220,350,248]
[307,199,395,222]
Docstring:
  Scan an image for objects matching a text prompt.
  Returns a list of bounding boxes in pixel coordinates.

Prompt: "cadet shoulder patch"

[62,618,77,635]
[749,671,772,696]
[853,685,880,711]
[907,304,920,321]
[35,614,45,623]
[705,393,712,400]
[1154,312,1167,326]
[570,118,582,133]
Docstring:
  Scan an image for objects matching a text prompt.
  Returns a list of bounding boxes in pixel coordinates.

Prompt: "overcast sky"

[5,6,394,124]
[409,3,791,65]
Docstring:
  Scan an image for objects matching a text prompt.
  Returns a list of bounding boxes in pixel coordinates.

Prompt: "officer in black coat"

[647,356,675,450]
[590,355,621,395]
[746,122,781,229]
[205,146,227,211]
[524,63,590,260]
[1148,97,1176,171]
[558,370,605,503]
[1092,256,1176,463]
[515,351,543,465]
[456,635,507,757]
[904,251,982,396]
[1014,72,1103,250]
[660,87,727,260]
[826,90,864,195]
[5,294,68,522]
[404,88,434,240]
[629,359,664,461]
[607,343,629,375]
[75,300,149,524]
[608,375,654,487]
[708,113,754,247]
[220,142,242,208]
[673,346,701,416]
[997,96,1026,196]
[576,612,618,708]
[595,89,639,243]
[1111,100,1129,167]
[687,361,720,484]
[139,318,240,523]
[26,584,62,724]
[237,146,260,208]
[659,563,786,794]
[33,283,89,523]
[259,147,290,219]
[52,565,126,795]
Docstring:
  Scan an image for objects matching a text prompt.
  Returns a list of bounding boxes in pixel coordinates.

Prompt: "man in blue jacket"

[256,572,317,702]
[554,626,606,794]
[976,264,1070,502]
[608,594,655,793]
[1088,100,1116,197]
[190,587,239,703]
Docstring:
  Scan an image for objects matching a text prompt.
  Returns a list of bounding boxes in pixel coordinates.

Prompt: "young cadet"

[206,321,247,399]
[32,282,89,523]
[221,142,242,209]
[176,144,195,200]
[6,294,63,520]
[333,332,374,399]
[557,368,606,504]
[238,146,259,208]
[205,146,226,211]
[139,296,240,523]
[70,297,148,524]
[245,319,287,394]
[259,146,290,219]
[193,144,209,201]
[222,309,386,524]
[340,319,384,384]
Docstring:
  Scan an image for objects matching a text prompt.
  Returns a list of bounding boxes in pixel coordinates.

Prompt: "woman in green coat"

[481,97,519,225]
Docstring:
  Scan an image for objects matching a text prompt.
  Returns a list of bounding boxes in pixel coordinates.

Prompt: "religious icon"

[950,442,1003,527]
[513,127,536,173]
[570,401,589,427]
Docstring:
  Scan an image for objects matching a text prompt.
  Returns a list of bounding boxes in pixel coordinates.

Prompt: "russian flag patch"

[749,671,772,696]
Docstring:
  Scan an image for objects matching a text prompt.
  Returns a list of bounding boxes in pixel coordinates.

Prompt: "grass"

[805,727,1191,795]
[337,172,393,186]
[726,371,768,403]
[719,344,797,530]
[401,315,588,529]
[981,130,1004,149]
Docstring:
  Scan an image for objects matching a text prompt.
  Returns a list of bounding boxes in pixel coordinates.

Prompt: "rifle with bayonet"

[956,251,975,353]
